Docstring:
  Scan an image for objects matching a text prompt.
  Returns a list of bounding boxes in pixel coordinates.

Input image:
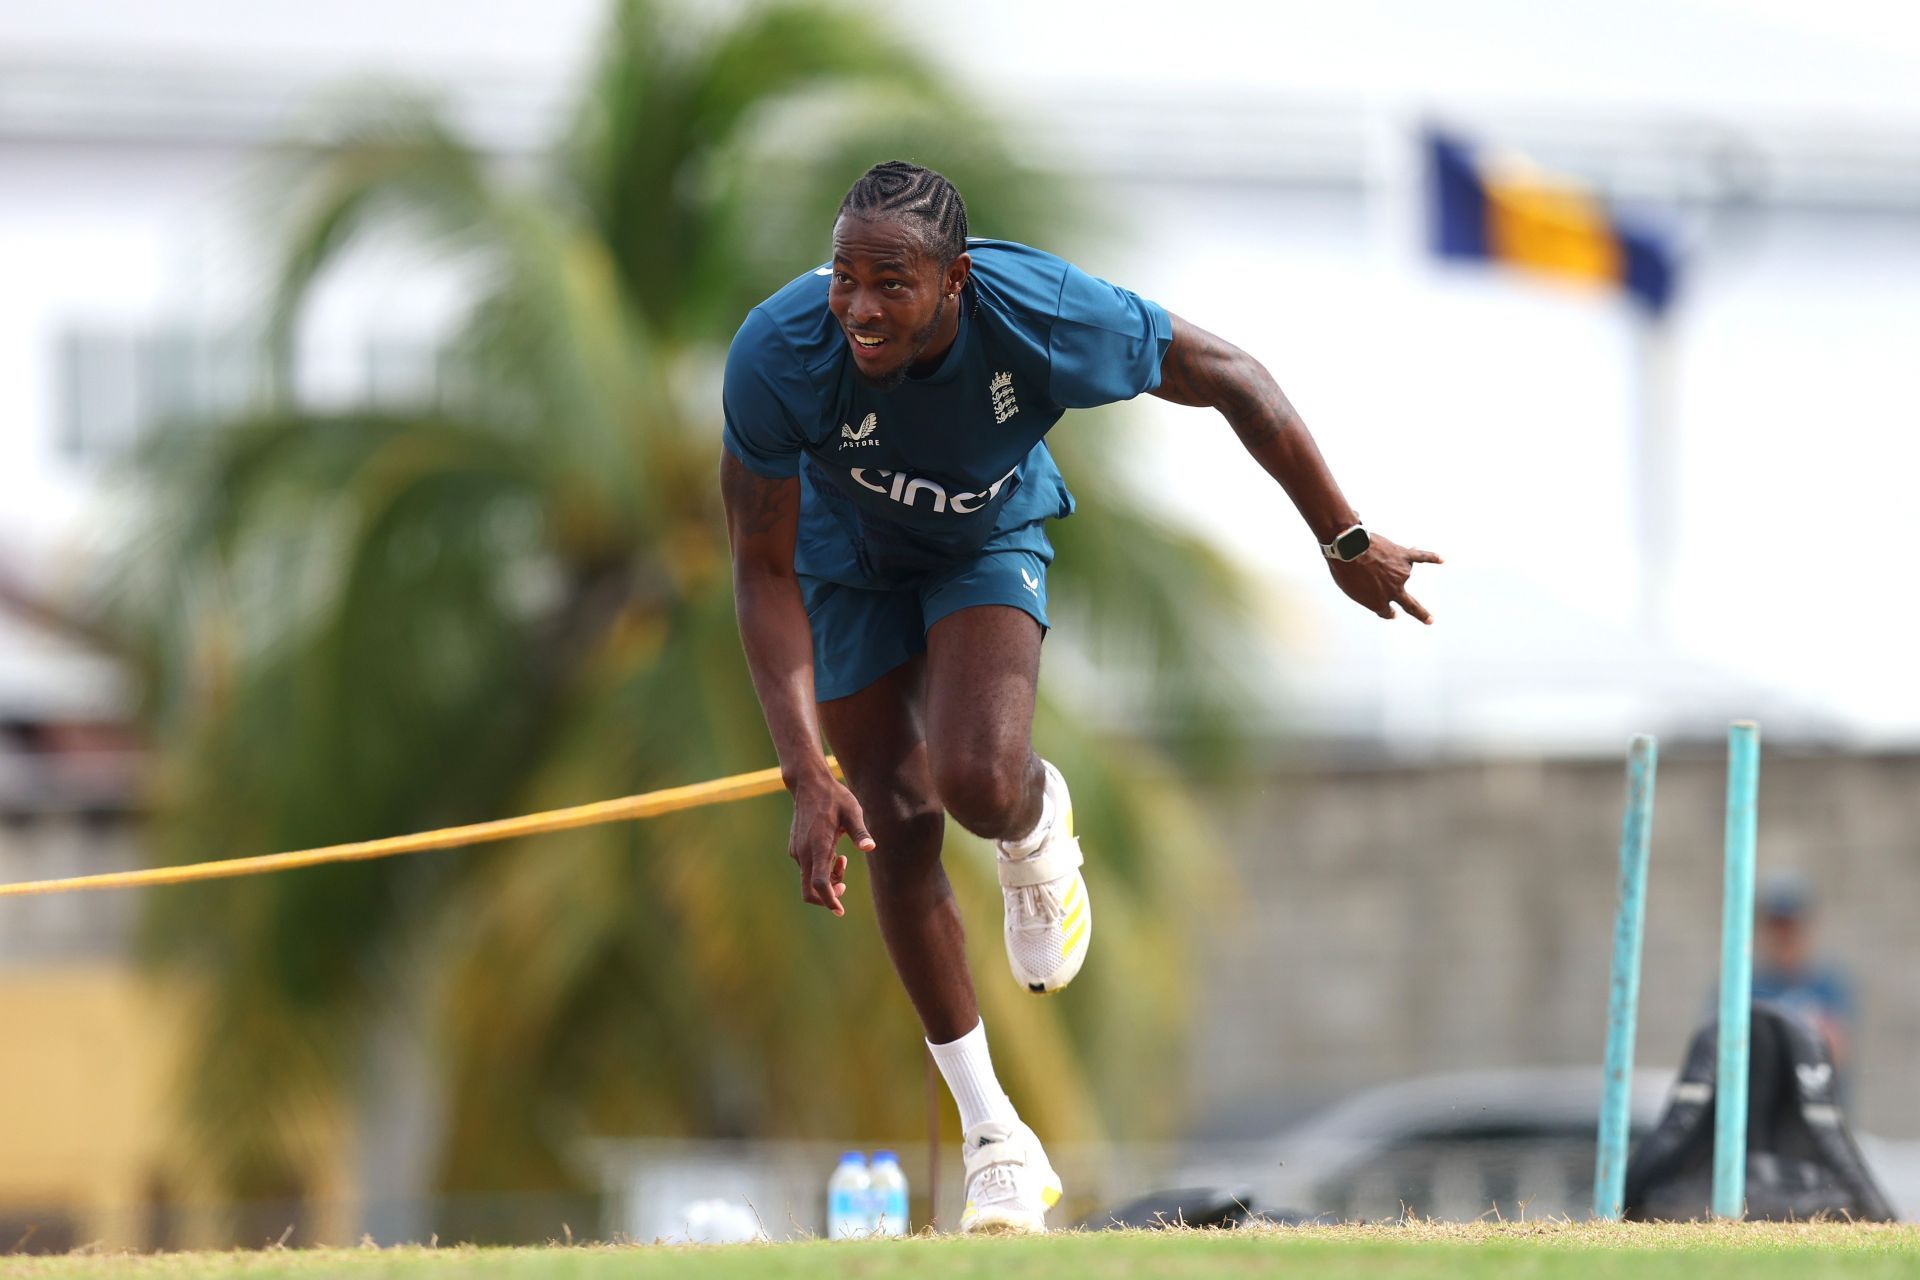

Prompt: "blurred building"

[0,603,164,1250]
[2,0,1919,1245]
[1194,746,1920,1142]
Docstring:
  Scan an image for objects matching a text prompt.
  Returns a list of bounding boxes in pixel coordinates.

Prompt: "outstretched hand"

[788,776,874,917]
[1328,535,1444,624]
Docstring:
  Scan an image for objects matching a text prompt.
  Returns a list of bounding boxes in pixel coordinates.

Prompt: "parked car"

[1144,1067,1672,1224]
[1124,1066,1920,1225]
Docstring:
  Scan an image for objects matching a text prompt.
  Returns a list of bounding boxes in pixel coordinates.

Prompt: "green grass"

[7,1222,1919,1280]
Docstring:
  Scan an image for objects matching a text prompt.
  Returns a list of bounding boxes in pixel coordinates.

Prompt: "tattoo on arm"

[1152,313,1358,540]
[1150,319,1222,407]
[720,449,800,555]
[1152,313,1300,443]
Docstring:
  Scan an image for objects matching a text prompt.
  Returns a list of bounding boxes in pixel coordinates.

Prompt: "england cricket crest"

[989,371,1019,424]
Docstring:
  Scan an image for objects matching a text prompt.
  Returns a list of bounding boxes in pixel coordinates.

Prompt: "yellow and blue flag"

[1427,130,1677,315]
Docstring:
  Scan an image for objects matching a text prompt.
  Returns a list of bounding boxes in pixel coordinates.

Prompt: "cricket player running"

[721,161,1441,1233]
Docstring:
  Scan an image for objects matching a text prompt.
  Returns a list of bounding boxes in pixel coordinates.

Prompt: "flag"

[1426,130,1678,315]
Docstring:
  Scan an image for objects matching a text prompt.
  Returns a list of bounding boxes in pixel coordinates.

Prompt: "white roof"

[0,599,126,721]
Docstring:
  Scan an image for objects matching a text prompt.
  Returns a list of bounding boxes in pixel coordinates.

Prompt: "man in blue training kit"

[721,161,1441,1233]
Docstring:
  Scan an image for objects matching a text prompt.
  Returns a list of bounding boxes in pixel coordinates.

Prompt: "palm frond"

[565,0,955,343]
[258,95,500,388]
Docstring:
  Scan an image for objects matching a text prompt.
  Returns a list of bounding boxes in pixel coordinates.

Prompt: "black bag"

[1094,1187,1267,1230]
[1624,1002,1895,1221]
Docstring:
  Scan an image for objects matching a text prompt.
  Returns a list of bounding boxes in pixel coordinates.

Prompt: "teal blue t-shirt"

[722,239,1173,586]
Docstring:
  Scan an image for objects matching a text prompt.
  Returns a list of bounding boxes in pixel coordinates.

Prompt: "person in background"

[1751,870,1858,1096]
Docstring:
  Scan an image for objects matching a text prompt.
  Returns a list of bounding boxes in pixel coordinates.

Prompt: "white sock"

[927,1019,1018,1132]
[999,766,1055,857]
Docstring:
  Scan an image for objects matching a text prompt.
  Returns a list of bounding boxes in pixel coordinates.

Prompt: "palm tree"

[101,0,1258,1234]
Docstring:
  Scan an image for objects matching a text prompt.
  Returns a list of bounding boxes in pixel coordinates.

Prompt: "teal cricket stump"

[1593,733,1658,1220]
[1712,720,1762,1218]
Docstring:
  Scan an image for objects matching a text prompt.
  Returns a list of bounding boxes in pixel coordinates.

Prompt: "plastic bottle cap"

[838,1151,865,1164]
[872,1150,899,1164]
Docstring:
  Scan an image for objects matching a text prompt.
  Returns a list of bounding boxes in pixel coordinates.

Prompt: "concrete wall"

[0,808,366,1250]
[1194,747,1920,1139]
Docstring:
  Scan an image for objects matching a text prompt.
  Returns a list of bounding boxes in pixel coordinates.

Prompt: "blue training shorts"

[801,534,1053,703]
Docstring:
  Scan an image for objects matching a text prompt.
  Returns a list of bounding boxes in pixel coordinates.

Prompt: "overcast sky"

[7,0,1920,118]
[5,0,1918,746]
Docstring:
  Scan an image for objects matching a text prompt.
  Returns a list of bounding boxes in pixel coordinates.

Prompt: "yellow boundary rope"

[0,758,836,899]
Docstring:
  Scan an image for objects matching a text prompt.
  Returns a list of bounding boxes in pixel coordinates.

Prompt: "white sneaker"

[959,1119,1063,1235]
[996,760,1091,995]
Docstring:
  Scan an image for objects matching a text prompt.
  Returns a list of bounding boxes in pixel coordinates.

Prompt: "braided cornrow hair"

[836,161,970,263]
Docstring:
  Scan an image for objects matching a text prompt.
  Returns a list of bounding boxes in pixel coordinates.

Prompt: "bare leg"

[925,605,1046,843]
[818,655,979,1044]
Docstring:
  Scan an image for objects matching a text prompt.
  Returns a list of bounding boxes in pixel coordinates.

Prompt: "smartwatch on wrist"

[1321,522,1370,562]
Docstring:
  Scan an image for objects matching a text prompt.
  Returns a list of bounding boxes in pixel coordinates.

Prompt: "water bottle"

[826,1151,871,1239]
[868,1150,910,1236]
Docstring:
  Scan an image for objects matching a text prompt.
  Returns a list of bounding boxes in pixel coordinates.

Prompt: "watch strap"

[1321,522,1368,562]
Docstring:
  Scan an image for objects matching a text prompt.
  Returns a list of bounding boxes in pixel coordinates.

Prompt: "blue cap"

[872,1150,899,1164]
[1758,870,1815,920]
[838,1150,865,1164]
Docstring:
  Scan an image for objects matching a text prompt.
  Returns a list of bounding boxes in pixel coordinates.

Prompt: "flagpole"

[1631,309,1677,650]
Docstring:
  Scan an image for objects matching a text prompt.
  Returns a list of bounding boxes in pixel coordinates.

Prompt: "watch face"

[1335,527,1371,561]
